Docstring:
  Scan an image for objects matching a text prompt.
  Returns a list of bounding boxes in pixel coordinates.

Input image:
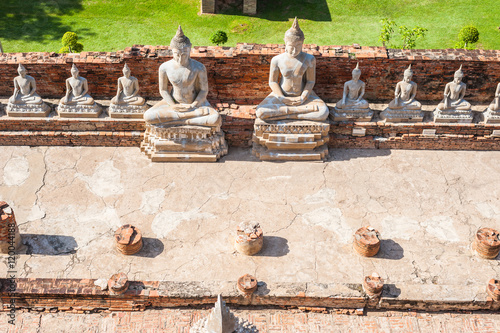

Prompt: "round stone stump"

[108,273,129,295]
[354,227,380,257]
[237,274,258,297]
[234,222,263,256]
[363,273,384,297]
[473,228,500,259]
[487,279,500,302]
[114,224,143,255]
[0,201,21,254]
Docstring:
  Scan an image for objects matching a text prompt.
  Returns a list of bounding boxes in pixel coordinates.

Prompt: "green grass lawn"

[1,0,499,52]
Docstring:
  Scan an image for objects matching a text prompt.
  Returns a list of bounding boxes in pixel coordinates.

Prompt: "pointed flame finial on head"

[352,62,361,75]
[71,63,78,73]
[454,64,464,78]
[123,63,130,72]
[17,63,26,72]
[284,17,305,43]
[170,25,191,49]
[404,64,413,76]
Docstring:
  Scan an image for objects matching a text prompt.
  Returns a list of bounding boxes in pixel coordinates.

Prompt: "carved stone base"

[380,108,424,122]
[109,103,148,119]
[6,102,51,117]
[434,109,473,123]
[252,118,330,161]
[57,103,102,118]
[141,124,228,162]
[330,108,374,122]
[484,108,500,123]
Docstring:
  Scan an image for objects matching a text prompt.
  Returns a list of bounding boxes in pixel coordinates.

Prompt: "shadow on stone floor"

[134,238,164,258]
[21,234,77,255]
[374,239,405,260]
[382,284,402,298]
[329,148,392,161]
[254,236,289,257]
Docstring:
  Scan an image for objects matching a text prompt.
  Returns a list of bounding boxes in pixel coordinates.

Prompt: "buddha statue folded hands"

[57,64,101,117]
[434,65,472,123]
[141,26,226,162]
[252,18,330,161]
[6,64,50,117]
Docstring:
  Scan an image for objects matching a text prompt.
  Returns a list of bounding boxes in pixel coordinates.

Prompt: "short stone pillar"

[243,0,257,15]
[237,274,258,297]
[473,228,500,259]
[201,0,216,14]
[353,226,380,257]
[363,272,384,298]
[487,279,500,302]
[0,202,21,254]
[234,222,263,256]
[108,273,129,295]
[114,224,143,255]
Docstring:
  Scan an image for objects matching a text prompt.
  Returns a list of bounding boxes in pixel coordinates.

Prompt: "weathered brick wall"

[0,45,499,104]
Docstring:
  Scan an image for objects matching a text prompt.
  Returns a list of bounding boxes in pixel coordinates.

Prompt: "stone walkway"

[1,309,500,332]
[0,147,499,300]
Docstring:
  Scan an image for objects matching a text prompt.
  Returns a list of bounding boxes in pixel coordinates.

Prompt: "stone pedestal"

[114,224,143,255]
[0,202,21,254]
[484,108,500,123]
[331,107,373,122]
[243,0,257,14]
[108,104,148,119]
[252,118,330,161]
[6,103,51,117]
[141,123,228,162]
[434,109,473,123]
[380,108,424,123]
[353,226,380,257]
[473,228,500,259]
[57,103,102,118]
[234,222,263,256]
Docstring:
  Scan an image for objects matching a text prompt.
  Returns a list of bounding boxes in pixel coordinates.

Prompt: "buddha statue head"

[171,25,192,67]
[17,63,26,77]
[352,63,361,81]
[403,64,413,82]
[284,17,304,58]
[454,65,464,83]
[122,63,131,78]
[70,63,79,78]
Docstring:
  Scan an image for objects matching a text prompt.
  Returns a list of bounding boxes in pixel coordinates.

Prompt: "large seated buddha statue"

[109,64,148,118]
[252,18,330,161]
[6,64,51,117]
[141,26,227,162]
[331,63,373,122]
[434,65,472,123]
[485,82,500,123]
[57,64,102,117]
[381,65,424,122]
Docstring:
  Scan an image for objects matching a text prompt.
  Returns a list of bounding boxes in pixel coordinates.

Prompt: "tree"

[379,19,427,49]
[59,31,84,53]
[210,30,228,46]
[455,25,480,49]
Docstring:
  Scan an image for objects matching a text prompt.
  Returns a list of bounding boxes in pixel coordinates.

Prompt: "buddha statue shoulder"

[60,64,95,106]
[387,65,421,110]
[336,63,369,110]
[436,65,471,112]
[143,26,220,128]
[255,18,328,122]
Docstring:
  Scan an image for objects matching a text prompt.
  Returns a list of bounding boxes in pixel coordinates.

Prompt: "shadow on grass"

[219,0,332,22]
[0,0,92,45]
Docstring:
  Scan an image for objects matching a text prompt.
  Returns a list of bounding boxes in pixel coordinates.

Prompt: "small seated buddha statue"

[381,65,423,122]
[485,82,500,123]
[254,17,329,122]
[57,64,101,117]
[434,65,472,123]
[252,18,330,161]
[143,26,220,128]
[6,64,50,116]
[332,63,373,121]
[141,26,226,162]
[109,63,148,118]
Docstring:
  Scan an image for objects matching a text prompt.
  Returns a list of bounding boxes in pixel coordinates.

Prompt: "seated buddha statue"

[436,65,471,112]
[255,18,328,122]
[60,64,95,106]
[336,63,370,110]
[143,26,220,128]
[387,65,421,110]
[111,64,146,107]
[8,64,44,106]
[488,82,500,111]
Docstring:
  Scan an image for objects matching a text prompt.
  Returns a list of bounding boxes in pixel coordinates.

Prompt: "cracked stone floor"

[0,146,499,293]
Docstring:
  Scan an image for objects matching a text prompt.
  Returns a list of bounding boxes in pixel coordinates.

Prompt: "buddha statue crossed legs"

[253,18,330,161]
[109,64,148,118]
[141,26,226,162]
[434,65,472,123]
[6,64,50,117]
